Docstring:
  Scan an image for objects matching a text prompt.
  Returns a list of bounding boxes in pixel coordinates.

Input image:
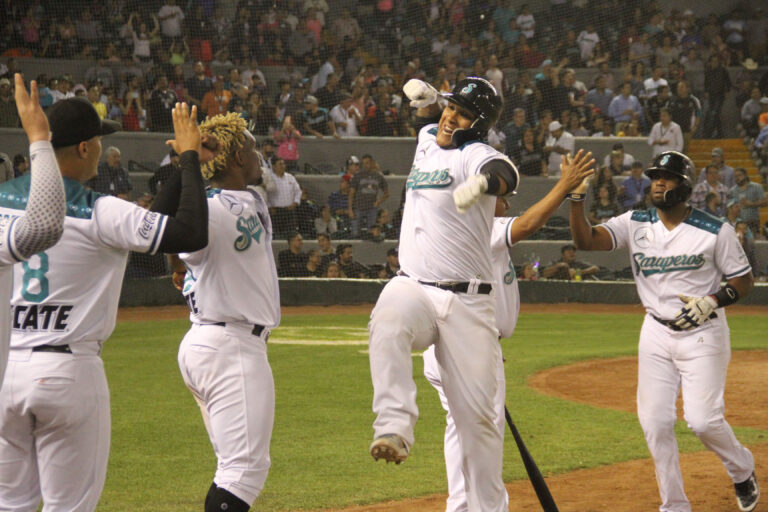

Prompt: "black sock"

[204,482,217,510]
[204,486,250,512]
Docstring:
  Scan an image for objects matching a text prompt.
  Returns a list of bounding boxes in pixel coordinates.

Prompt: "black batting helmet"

[644,151,695,207]
[442,77,502,147]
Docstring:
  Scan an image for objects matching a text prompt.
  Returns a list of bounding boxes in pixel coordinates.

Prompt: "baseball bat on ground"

[504,406,560,512]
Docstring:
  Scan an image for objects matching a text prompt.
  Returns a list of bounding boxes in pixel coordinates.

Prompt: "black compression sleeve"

[149,167,182,215]
[480,159,519,196]
[411,113,442,134]
[155,151,208,253]
[711,284,739,307]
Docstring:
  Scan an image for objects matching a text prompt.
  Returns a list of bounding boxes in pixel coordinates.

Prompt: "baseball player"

[568,150,759,512]
[368,77,520,512]
[0,74,66,388]
[167,112,280,512]
[0,100,209,511]
[423,151,594,512]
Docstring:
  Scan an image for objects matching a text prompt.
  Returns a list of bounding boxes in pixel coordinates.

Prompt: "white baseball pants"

[178,323,274,506]
[637,314,754,512]
[0,345,110,512]
[369,276,505,512]
[423,345,509,512]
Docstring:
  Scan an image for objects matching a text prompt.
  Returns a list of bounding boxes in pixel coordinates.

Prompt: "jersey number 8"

[21,252,49,302]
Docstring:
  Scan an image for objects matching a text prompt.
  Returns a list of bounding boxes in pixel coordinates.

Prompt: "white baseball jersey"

[601,208,751,319]
[490,217,520,338]
[399,124,514,283]
[180,188,280,328]
[0,216,16,377]
[3,179,168,348]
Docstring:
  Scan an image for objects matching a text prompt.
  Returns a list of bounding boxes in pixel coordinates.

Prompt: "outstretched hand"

[166,102,202,156]
[560,149,595,192]
[14,74,50,143]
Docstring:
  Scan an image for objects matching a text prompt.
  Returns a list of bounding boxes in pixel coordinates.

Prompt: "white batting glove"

[672,294,717,330]
[453,174,489,214]
[403,79,438,108]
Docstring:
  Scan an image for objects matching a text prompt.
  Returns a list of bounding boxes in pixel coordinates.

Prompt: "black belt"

[652,312,717,332]
[211,322,266,337]
[400,272,492,295]
[32,344,72,354]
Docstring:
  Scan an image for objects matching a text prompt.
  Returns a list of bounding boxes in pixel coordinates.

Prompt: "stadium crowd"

[1,0,767,277]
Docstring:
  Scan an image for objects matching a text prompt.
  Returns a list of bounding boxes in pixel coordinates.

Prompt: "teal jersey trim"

[458,140,483,150]
[630,208,660,223]
[206,188,223,198]
[684,208,723,235]
[0,176,100,219]
[427,127,438,136]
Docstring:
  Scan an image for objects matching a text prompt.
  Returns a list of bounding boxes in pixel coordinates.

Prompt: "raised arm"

[12,74,65,259]
[567,167,614,251]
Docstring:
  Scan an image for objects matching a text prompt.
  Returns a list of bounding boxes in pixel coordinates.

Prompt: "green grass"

[98,312,768,511]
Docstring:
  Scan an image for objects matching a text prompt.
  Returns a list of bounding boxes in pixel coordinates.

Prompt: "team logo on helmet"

[659,155,670,167]
[461,83,477,95]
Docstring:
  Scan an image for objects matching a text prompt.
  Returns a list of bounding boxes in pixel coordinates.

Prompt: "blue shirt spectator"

[619,163,651,210]
[608,83,643,124]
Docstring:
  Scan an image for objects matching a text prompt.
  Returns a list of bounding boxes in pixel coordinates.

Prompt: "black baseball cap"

[48,97,120,149]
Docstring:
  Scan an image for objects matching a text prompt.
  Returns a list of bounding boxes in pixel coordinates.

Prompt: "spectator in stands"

[602,142,635,171]
[50,77,74,104]
[147,75,177,132]
[325,261,342,278]
[86,85,107,120]
[628,32,652,67]
[375,209,397,240]
[315,73,342,111]
[644,84,671,127]
[691,164,728,212]
[734,220,759,273]
[158,0,185,45]
[289,16,318,64]
[268,158,302,237]
[608,82,642,134]
[300,94,338,139]
[315,205,338,237]
[724,198,747,230]
[294,249,324,278]
[328,173,351,218]
[86,146,132,200]
[348,155,389,237]
[577,23,600,64]
[543,121,575,177]
[516,5,535,40]
[331,9,362,47]
[75,10,103,47]
[0,77,19,128]
[698,148,735,189]
[336,243,367,278]
[277,232,307,277]
[668,80,701,153]
[648,108,683,158]
[296,187,318,238]
[362,95,399,136]
[643,65,668,99]
[201,76,232,118]
[590,184,622,224]
[126,12,159,63]
[585,75,614,118]
[728,167,767,238]
[185,61,212,111]
[274,116,302,173]
[514,127,547,176]
[0,153,11,183]
[703,55,732,139]
[383,247,399,279]
[12,154,28,178]
[316,233,337,270]
[503,107,529,159]
[618,161,651,211]
[541,244,600,280]
[85,60,115,91]
[330,92,362,137]
[148,149,179,195]
[702,191,724,217]
[593,164,618,203]
[741,87,764,137]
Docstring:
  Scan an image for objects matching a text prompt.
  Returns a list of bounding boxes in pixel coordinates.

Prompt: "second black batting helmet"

[644,150,695,207]
[442,77,502,147]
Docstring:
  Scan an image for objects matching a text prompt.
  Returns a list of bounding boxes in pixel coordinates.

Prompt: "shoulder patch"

[684,208,723,235]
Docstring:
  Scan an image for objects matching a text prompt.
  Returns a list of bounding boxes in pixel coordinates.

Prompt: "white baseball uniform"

[600,207,754,512]
[423,216,520,512]
[0,141,65,390]
[0,178,169,511]
[369,123,518,512]
[177,188,280,506]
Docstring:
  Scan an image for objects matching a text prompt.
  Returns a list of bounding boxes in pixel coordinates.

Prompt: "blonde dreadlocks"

[198,112,248,180]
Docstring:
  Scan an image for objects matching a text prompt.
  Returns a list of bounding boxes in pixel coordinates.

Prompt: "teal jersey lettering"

[632,252,706,277]
[406,166,454,190]
[234,215,263,251]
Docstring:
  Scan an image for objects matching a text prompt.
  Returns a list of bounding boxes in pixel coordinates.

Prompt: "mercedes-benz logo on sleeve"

[633,227,654,248]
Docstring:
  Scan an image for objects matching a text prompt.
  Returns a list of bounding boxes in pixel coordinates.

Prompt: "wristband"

[710,284,739,308]
[566,192,586,201]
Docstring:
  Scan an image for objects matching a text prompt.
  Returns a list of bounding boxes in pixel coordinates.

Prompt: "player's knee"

[686,413,725,436]
[639,414,676,438]
[205,485,251,512]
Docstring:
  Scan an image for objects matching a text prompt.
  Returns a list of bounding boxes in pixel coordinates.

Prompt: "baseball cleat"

[735,472,760,512]
[370,434,408,464]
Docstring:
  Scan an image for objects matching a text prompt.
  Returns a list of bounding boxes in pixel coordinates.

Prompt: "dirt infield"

[118,303,767,511]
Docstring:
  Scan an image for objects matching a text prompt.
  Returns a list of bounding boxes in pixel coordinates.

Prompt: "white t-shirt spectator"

[330,103,361,137]
[158,4,184,37]
[267,172,302,208]
[647,120,683,158]
[643,77,668,98]
[545,131,575,175]
[577,30,600,62]
[516,13,535,39]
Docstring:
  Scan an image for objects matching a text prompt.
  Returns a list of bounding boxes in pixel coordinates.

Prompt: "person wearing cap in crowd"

[618,161,651,210]
[49,77,74,104]
[201,75,232,117]
[543,120,575,176]
[0,77,19,128]
[648,107,683,158]
[330,91,362,137]
[740,87,763,137]
[602,142,635,170]
[727,167,767,238]
[541,243,600,280]
[342,155,360,180]
[723,197,748,232]
[0,98,210,510]
[86,146,132,199]
[300,94,339,139]
[691,163,729,212]
[698,147,735,189]
[383,247,399,278]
